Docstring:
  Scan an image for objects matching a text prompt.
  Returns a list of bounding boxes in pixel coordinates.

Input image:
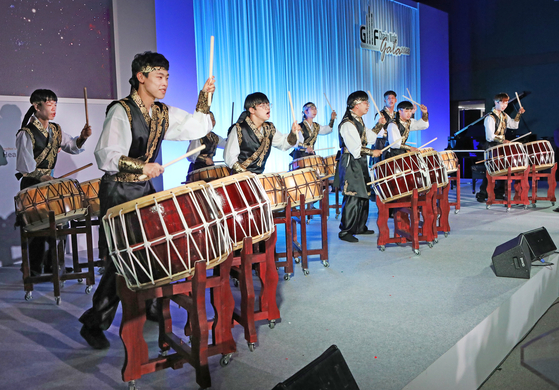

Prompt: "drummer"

[476,92,526,202]
[289,102,336,160]
[224,92,300,174]
[186,111,227,175]
[79,51,215,350]
[370,90,397,166]
[15,89,92,276]
[333,91,382,243]
[385,101,429,159]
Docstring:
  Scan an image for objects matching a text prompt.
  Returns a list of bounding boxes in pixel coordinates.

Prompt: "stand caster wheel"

[506,208,511,212]
[284,274,291,281]
[24,291,33,301]
[159,349,169,357]
[306,219,311,225]
[295,257,301,264]
[552,202,555,206]
[248,343,255,352]
[523,205,528,210]
[55,296,61,305]
[59,281,65,288]
[220,353,232,367]
[85,285,93,294]
[532,203,536,208]
[486,205,490,209]
[413,249,420,256]
[128,380,137,390]
[78,278,84,283]
[322,260,330,268]
[303,269,310,276]
[428,242,433,248]
[379,246,385,252]
[434,238,439,243]
[269,320,276,329]
[233,278,239,288]
[444,232,449,237]
[454,209,460,214]
[335,213,340,219]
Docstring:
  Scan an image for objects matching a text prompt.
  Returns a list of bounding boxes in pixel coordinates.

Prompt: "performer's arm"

[60,123,91,154]
[365,126,379,145]
[15,131,37,174]
[484,116,502,143]
[272,123,299,151]
[339,122,364,159]
[318,123,333,135]
[506,111,523,130]
[224,129,243,172]
[217,134,227,149]
[94,104,134,174]
[387,123,405,149]
[410,105,429,131]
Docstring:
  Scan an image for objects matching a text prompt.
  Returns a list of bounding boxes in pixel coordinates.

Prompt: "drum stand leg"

[273,198,294,279]
[448,166,461,214]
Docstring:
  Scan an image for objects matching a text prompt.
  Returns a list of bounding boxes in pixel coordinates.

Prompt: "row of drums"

[483,140,555,176]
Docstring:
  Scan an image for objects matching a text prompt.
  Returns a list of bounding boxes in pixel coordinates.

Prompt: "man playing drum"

[385,100,429,159]
[79,51,216,349]
[476,93,526,202]
[186,111,227,174]
[15,89,92,275]
[333,91,382,243]
[289,102,336,160]
[370,90,396,166]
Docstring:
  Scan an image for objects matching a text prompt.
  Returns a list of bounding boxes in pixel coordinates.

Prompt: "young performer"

[371,91,397,154]
[385,101,429,158]
[15,89,92,275]
[224,92,300,174]
[186,111,227,174]
[333,91,382,243]
[79,51,215,349]
[290,102,336,159]
[476,92,525,202]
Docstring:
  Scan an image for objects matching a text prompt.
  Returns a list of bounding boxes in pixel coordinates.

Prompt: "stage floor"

[0,180,558,390]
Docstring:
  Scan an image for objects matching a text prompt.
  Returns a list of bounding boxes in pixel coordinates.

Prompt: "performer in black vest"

[476,92,525,202]
[79,51,215,349]
[333,91,382,243]
[186,112,227,174]
[224,92,300,174]
[290,102,336,160]
[15,89,92,275]
[370,91,397,166]
[385,101,429,159]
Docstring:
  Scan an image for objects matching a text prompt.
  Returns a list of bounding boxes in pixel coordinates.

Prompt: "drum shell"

[324,154,337,177]
[186,164,231,183]
[290,155,327,178]
[439,151,459,174]
[524,140,555,171]
[484,143,528,176]
[420,150,448,188]
[280,168,323,207]
[257,173,287,211]
[80,178,101,217]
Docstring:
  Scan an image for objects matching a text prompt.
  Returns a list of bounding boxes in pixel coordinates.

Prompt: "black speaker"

[521,227,556,261]
[492,235,531,279]
[272,345,360,390]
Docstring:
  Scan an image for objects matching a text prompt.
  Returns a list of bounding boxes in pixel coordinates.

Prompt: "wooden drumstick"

[513,131,531,142]
[403,95,421,107]
[288,91,297,125]
[475,159,488,164]
[380,137,403,153]
[515,92,523,110]
[367,90,382,117]
[313,147,336,152]
[138,145,205,180]
[367,169,412,185]
[418,137,437,149]
[208,36,215,106]
[83,87,89,127]
[323,93,334,112]
[57,163,93,179]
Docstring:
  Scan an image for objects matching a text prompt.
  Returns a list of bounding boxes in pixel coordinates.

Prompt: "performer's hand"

[373,149,382,158]
[306,147,315,154]
[202,76,216,93]
[378,116,387,125]
[503,139,511,144]
[292,122,301,133]
[143,162,164,178]
[81,124,92,139]
[419,104,428,113]
[40,174,54,182]
[331,111,337,120]
[409,146,419,152]
[205,157,214,166]
[518,107,526,114]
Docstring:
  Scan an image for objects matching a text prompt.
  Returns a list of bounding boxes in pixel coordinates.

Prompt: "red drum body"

[371,152,431,203]
[14,178,87,231]
[439,151,459,174]
[257,173,287,211]
[524,140,555,171]
[484,143,528,176]
[280,168,323,207]
[103,182,231,290]
[80,178,101,217]
[324,154,337,177]
[186,164,231,183]
[420,150,448,188]
[207,172,274,251]
[289,155,327,178]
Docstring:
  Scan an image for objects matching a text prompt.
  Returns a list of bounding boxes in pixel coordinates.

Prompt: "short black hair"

[384,90,397,98]
[397,101,414,110]
[244,92,269,110]
[494,92,509,102]
[346,91,368,109]
[129,51,170,91]
[30,89,58,105]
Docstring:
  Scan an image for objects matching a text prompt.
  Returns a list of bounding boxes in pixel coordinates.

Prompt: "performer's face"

[305,106,317,119]
[352,100,369,116]
[34,100,57,121]
[139,69,169,100]
[384,94,397,109]
[250,103,271,122]
[494,99,508,112]
[399,108,413,121]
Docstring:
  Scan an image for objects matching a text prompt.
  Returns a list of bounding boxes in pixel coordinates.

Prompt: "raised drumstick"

[418,137,437,149]
[367,90,382,116]
[208,36,215,106]
[515,92,523,110]
[57,163,93,179]
[323,93,334,112]
[83,87,89,127]
[288,91,297,125]
[513,131,531,142]
[138,145,205,180]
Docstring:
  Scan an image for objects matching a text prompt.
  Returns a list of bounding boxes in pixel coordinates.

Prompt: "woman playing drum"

[290,102,336,160]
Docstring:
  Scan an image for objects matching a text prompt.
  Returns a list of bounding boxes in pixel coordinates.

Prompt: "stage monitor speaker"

[492,235,531,279]
[521,227,556,261]
[272,345,360,390]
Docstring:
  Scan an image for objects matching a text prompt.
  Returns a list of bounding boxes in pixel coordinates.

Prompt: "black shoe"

[146,298,160,322]
[339,234,358,243]
[553,207,559,213]
[357,228,375,235]
[476,195,487,203]
[80,325,110,350]
[495,194,505,200]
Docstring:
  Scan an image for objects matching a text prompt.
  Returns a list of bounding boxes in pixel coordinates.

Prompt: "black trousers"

[339,195,369,236]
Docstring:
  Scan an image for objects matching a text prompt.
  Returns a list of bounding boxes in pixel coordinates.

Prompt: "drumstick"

[323,93,334,112]
[231,102,235,125]
[367,90,382,116]
[138,145,205,180]
[406,142,416,145]
[288,91,297,125]
[208,36,215,106]
[313,147,336,152]
[515,92,523,110]
[380,137,403,153]
[418,137,437,149]
[367,169,412,185]
[57,163,93,179]
[403,95,421,107]
[475,159,488,164]
[83,87,89,127]
[513,131,531,142]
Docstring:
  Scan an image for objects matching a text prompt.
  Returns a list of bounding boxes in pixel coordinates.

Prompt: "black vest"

[338,114,366,150]
[199,132,219,158]
[18,121,62,171]
[235,120,276,174]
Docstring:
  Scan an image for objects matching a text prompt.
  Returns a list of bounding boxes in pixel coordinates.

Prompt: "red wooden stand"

[486,167,530,211]
[273,198,295,280]
[20,210,95,304]
[448,165,461,214]
[519,163,557,207]
[436,184,451,237]
[230,231,280,351]
[116,254,236,390]
[329,179,341,218]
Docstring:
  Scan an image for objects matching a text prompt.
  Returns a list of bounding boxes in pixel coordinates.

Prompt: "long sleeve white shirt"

[339,120,378,159]
[484,111,519,142]
[386,117,429,149]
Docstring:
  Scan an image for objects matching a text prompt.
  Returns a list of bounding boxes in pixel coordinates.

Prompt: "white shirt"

[386,117,429,149]
[296,120,333,145]
[186,133,227,162]
[95,104,211,174]
[484,111,519,142]
[339,119,378,159]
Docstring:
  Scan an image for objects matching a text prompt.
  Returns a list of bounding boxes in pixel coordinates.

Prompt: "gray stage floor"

[0,180,557,390]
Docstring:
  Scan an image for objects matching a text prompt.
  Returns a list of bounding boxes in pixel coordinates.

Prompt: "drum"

[370,152,431,203]
[439,151,459,174]
[524,140,555,171]
[14,178,87,232]
[186,164,231,183]
[103,182,231,290]
[257,173,287,211]
[79,178,101,217]
[484,143,528,176]
[289,155,328,178]
[207,172,274,250]
[324,154,337,177]
[280,168,323,207]
[419,149,448,188]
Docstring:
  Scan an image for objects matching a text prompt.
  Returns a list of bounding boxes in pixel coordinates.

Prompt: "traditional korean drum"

[370,151,431,203]
[324,154,338,177]
[280,168,323,207]
[524,140,555,171]
[14,178,87,231]
[289,155,327,178]
[419,149,448,188]
[186,164,231,183]
[439,151,459,174]
[484,142,528,176]
[103,182,231,290]
[257,173,287,211]
[207,172,274,250]
[79,178,101,217]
